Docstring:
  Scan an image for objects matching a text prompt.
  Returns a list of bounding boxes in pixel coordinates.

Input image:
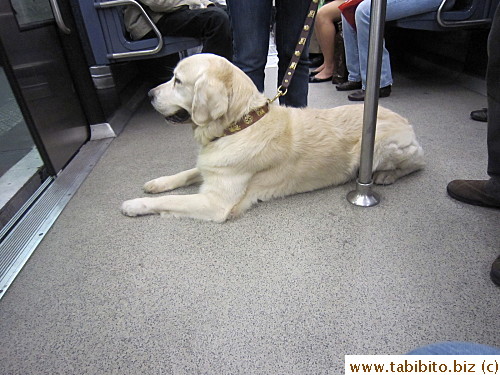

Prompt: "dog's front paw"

[144,177,174,194]
[121,198,151,217]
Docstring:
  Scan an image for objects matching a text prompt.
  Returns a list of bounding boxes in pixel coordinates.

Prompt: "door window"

[11,0,54,28]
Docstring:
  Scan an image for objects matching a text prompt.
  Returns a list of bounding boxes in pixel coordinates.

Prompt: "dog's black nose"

[148,89,155,100]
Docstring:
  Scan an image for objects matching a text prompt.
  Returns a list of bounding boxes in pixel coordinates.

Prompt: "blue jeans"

[227,0,311,107]
[342,0,442,89]
[408,342,500,355]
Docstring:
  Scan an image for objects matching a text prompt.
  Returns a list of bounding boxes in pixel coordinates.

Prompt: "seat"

[395,0,499,31]
[77,0,201,65]
[73,0,202,117]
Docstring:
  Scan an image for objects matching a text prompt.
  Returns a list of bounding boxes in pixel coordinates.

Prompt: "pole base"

[347,180,380,207]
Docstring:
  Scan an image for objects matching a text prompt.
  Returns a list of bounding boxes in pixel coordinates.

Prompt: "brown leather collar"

[213,103,270,141]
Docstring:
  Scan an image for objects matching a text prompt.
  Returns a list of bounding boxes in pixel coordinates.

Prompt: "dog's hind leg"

[373,166,421,185]
[143,168,202,193]
[372,141,425,185]
[230,194,257,219]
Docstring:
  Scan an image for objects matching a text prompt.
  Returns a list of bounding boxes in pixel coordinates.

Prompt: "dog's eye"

[174,77,182,85]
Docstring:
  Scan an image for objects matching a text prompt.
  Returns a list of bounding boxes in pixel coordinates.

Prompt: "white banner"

[345,355,500,374]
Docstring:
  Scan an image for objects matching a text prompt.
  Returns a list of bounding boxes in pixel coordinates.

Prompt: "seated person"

[124,0,232,61]
[309,0,346,83]
[338,0,443,101]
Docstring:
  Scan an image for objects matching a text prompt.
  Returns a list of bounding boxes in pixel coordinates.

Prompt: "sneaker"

[446,179,500,209]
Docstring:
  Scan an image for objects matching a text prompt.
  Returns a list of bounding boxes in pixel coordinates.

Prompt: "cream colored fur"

[121,53,425,222]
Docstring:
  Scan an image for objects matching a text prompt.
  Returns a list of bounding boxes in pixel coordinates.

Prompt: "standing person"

[447,5,500,286]
[338,0,443,101]
[309,0,346,83]
[227,0,313,108]
[124,0,233,61]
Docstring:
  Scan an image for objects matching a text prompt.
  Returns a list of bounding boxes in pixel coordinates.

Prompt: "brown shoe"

[447,179,500,209]
[335,80,362,91]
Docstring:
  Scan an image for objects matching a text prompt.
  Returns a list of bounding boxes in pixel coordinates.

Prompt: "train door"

[0,0,90,226]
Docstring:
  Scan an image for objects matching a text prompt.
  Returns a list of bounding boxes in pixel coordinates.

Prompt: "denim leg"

[354,0,443,89]
[227,0,272,92]
[385,0,443,20]
[354,1,392,89]
[275,0,311,107]
[487,4,500,177]
[342,15,361,82]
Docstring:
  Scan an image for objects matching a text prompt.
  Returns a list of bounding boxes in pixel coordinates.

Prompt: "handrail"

[49,0,71,34]
[437,0,492,28]
[95,0,163,59]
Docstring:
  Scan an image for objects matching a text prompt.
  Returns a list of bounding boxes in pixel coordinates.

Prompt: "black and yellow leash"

[268,0,320,103]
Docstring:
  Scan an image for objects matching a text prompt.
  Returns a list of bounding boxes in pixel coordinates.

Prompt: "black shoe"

[309,70,320,77]
[470,108,487,122]
[348,85,391,101]
[309,75,333,83]
[446,179,500,209]
[491,255,500,287]
[335,80,362,91]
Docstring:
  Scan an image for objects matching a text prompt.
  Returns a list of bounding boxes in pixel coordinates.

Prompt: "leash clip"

[268,85,288,104]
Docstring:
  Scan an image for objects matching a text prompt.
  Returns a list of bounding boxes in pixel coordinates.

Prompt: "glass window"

[11,0,54,28]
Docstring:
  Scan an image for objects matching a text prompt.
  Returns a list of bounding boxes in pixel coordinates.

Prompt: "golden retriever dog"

[121,54,425,222]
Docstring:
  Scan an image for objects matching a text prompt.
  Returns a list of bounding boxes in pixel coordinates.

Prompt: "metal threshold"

[0,138,113,299]
[0,83,148,300]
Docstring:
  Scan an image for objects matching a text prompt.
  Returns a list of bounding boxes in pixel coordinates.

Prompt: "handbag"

[332,21,347,84]
[338,0,364,30]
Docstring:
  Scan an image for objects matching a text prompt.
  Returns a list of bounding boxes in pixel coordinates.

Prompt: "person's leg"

[155,7,233,61]
[341,15,362,84]
[227,0,271,91]
[447,5,500,209]
[484,5,499,284]
[487,4,500,180]
[487,6,500,280]
[275,0,311,107]
[353,1,391,90]
[310,1,343,81]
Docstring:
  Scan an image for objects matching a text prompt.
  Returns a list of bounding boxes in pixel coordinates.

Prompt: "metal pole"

[347,0,387,207]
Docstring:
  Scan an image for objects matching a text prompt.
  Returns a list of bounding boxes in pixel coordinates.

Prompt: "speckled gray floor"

[0,64,499,374]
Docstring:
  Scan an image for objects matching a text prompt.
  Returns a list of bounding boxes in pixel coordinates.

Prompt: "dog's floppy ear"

[191,76,229,126]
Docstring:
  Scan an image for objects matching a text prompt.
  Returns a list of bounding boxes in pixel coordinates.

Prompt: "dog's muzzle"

[165,109,191,123]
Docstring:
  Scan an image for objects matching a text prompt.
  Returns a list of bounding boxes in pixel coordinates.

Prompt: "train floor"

[0,62,499,374]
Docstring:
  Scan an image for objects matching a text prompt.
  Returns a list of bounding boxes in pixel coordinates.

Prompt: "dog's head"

[148,54,267,144]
